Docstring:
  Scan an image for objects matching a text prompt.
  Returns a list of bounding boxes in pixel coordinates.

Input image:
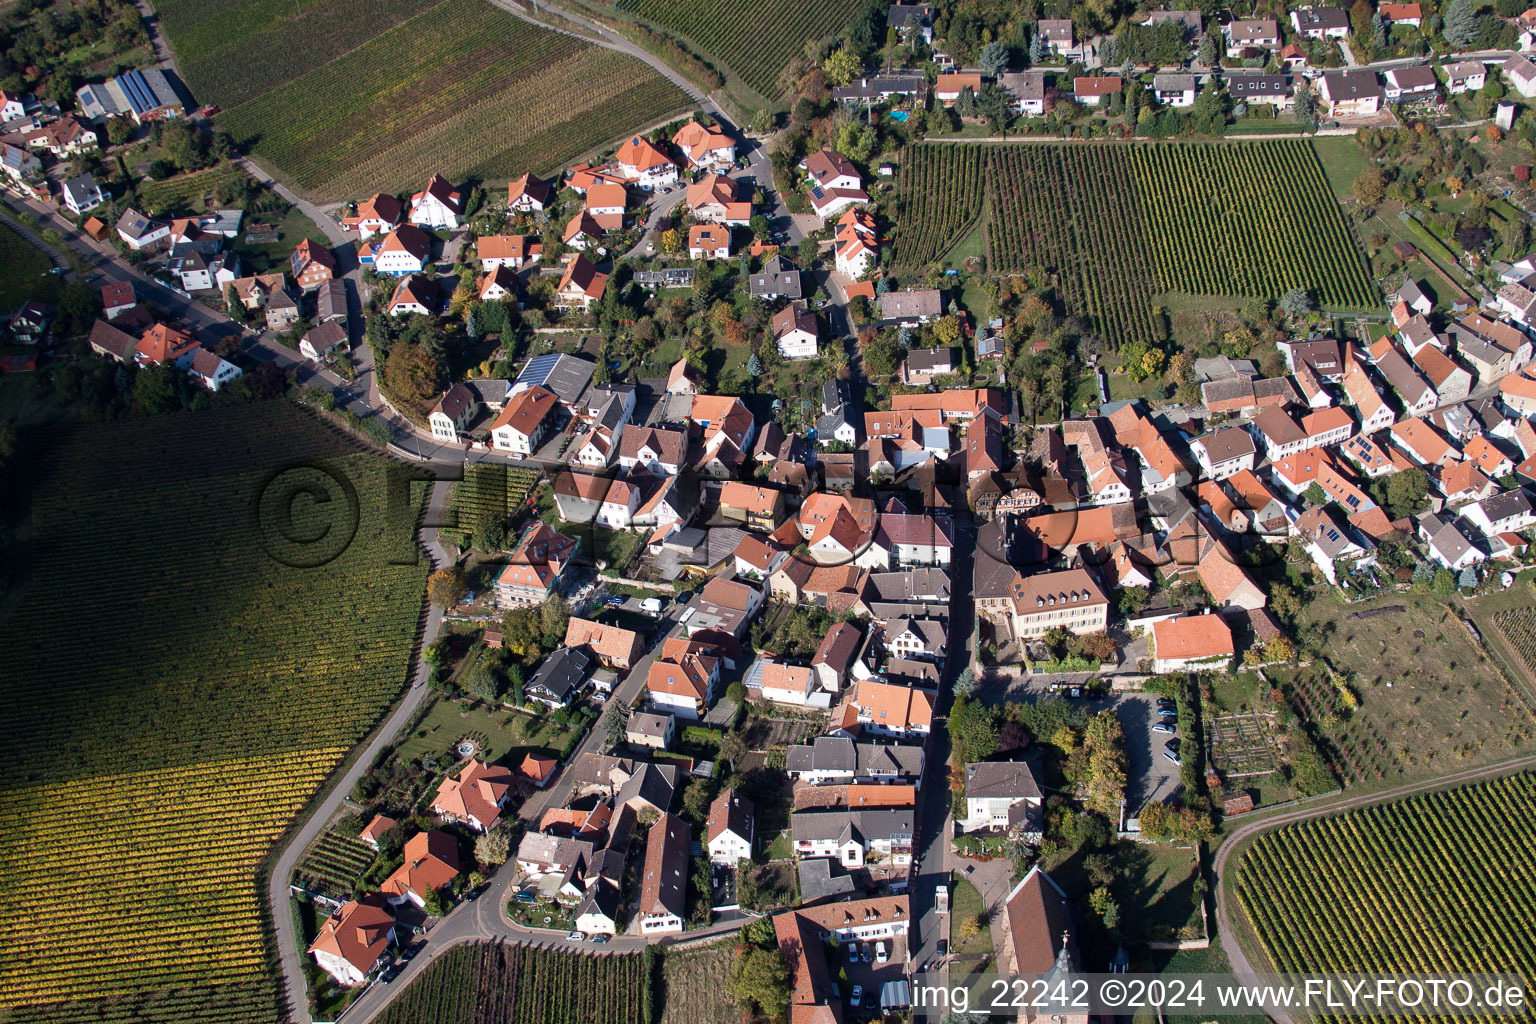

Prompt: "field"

[136,162,246,216]
[1277,593,1536,787]
[0,222,55,311]
[0,402,429,1023]
[375,941,647,1024]
[1236,772,1536,1003]
[393,694,575,767]
[443,463,543,547]
[156,0,689,199]
[614,0,864,98]
[891,141,1377,346]
[657,941,736,1024]
[294,829,377,903]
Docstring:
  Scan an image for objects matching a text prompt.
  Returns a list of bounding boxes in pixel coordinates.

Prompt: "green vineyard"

[159,0,689,198]
[376,942,646,1024]
[0,222,53,311]
[295,830,378,904]
[1236,771,1536,1021]
[615,0,865,98]
[0,403,429,1024]
[445,464,543,544]
[891,141,1377,345]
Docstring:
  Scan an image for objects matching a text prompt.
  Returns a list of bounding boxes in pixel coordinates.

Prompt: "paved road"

[1209,751,1536,1024]
[269,480,453,1024]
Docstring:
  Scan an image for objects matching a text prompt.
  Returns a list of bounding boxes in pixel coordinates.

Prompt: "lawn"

[592,525,645,572]
[394,694,574,768]
[1283,591,1536,788]
[230,203,335,274]
[158,0,690,199]
[0,222,55,311]
[1310,134,1371,202]
[1052,841,1205,945]
[948,874,994,959]
[658,940,738,1024]
[0,401,429,1024]
[944,200,989,271]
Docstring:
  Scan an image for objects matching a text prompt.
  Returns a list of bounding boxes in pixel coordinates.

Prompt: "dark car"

[381,963,403,984]
[936,939,948,956]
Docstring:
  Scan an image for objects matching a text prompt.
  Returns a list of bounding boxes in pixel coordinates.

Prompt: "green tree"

[132,362,180,414]
[727,946,791,1022]
[978,41,1010,77]
[1432,568,1456,596]
[823,48,862,87]
[474,828,511,867]
[1304,482,1330,508]
[423,887,449,916]
[1385,466,1429,518]
[751,108,776,134]
[1443,0,1479,46]
[1197,29,1221,68]
[1278,287,1314,318]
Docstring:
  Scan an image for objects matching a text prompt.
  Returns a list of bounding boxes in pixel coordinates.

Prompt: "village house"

[1319,70,1384,117]
[1226,18,1280,55]
[556,253,608,309]
[792,806,914,866]
[1073,76,1122,106]
[526,646,592,708]
[686,174,751,225]
[785,735,924,785]
[299,321,348,364]
[1037,17,1077,55]
[565,617,644,670]
[432,758,515,832]
[371,225,432,275]
[830,678,934,740]
[1444,60,1486,94]
[772,304,819,360]
[507,173,553,212]
[1505,54,1536,98]
[381,830,460,908]
[386,274,439,317]
[998,568,1109,641]
[1153,73,1197,107]
[960,760,1043,833]
[707,789,755,864]
[1152,612,1235,673]
[308,896,395,986]
[1290,6,1349,39]
[408,174,463,229]
[687,223,731,260]
[494,522,578,607]
[647,641,721,719]
[1228,73,1293,107]
[1419,512,1487,570]
[638,813,690,934]
[1384,64,1439,101]
[935,72,983,105]
[616,134,679,189]
[672,119,735,169]
[626,709,675,749]
[1190,427,1257,480]
[477,234,540,271]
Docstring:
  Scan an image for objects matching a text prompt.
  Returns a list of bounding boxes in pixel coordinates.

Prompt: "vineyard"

[294,830,377,904]
[1275,670,1398,785]
[615,0,864,98]
[1237,772,1536,1013]
[0,402,429,1024]
[1493,606,1536,682]
[375,941,647,1024]
[161,0,689,198]
[891,141,1376,346]
[136,162,246,216]
[0,222,53,311]
[444,464,542,546]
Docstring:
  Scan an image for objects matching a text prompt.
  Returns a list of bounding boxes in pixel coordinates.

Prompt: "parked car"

[850,985,863,1007]
[566,931,583,941]
[606,595,625,606]
[1152,722,1176,735]
[862,943,872,962]
[1156,698,1176,711]
[381,963,402,984]
[847,942,857,962]
[514,890,538,904]
[876,941,889,963]
[936,939,948,956]
[1164,749,1182,766]
[589,934,610,943]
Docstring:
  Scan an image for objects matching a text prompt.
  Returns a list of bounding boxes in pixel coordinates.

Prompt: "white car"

[1152,722,1176,735]
[876,941,888,963]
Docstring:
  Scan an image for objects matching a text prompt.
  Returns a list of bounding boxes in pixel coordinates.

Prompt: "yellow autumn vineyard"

[0,404,429,1023]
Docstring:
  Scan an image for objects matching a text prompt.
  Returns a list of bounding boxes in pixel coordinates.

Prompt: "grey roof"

[1475,488,1534,523]
[1322,70,1384,102]
[886,3,933,28]
[62,173,100,205]
[465,378,512,407]
[1196,426,1256,463]
[833,73,927,101]
[116,207,159,239]
[864,568,951,602]
[884,658,941,687]
[1429,517,1479,562]
[888,616,948,652]
[791,807,914,844]
[527,646,591,702]
[1143,9,1202,32]
[879,288,943,320]
[1227,73,1291,98]
[965,760,1042,800]
[515,352,596,405]
[798,857,857,903]
[1038,17,1073,40]
[1000,72,1047,102]
[1293,6,1349,29]
[575,877,621,921]
[627,709,673,739]
[1153,73,1197,92]
[316,278,347,322]
[1376,348,1432,404]
[749,255,802,299]
[615,761,678,814]
[906,347,956,373]
[785,736,924,777]
[632,268,694,287]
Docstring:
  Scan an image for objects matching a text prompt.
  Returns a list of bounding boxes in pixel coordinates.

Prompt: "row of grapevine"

[295,831,377,900]
[0,403,430,1024]
[376,941,645,1024]
[891,140,1378,347]
[887,144,987,272]
[615,0,864,96]
[1236,772,1536,1024]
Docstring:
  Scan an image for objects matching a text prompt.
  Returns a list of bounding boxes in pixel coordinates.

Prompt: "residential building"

[1153,73,1197,107]
[1001,71,1048,115]
[685,174,750,225]
[792,807,914,866]
[707,789,755,865]
[1290,6,1349,39]
[1227,73,1293,107]
[687,224,731,259]
[1301,405,1354,448]
[477,233,540,271]
[1226,19,1280,55]
[386,274,439,317]
[61,173,104,214]
[785,735,924,785]
[494,522,578,606]
[1384,64,1439,101]
[772,304,819,360]
[1462,488,1536,536]
[1151,612,1235,673]
[1319,70,1384,117]
[616,135,678,188]
[935,72,984,105]
[749,254,801,301]
[720,481,785,531]
[1073,76,1122,106]
[348,193,404,239]
[506,173,553,212]
[432,758,514,832]
[1505,54,1536,98]
[1190,427,1256,480]
[308,896,395,986]
[626,709,676,749]
[879,288,943,326]
[647,644,721,719]
[116,208,169,250]
[526,646,592,708]
[380,830,460,908]
[490,384,558,455]
[672,119,735,169]
[1197,537,1268,612]
[1038,18,1077,55]
[1444,60,1486,94]
[1248,407,1309,461]
[408,173,463,229]
[565,618,644,671]
[960,760,1043,833]
[830,678,934,739]
[183,347,243,392]
[637,813,690,935]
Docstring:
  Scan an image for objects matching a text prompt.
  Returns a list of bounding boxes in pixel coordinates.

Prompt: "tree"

[978,40,1010,78]
[751,108,776,134]
[727,946,791,1023]
[1029,31,1046,64]
[1197,30,1221,69]
[1304,482,1330,508]
[956,86,980,118]
[427,566,468,608]
[823,48,861,87]
[474,828,511,867]
[1443,0,1479,47]
[719,730,747,772]
[1352,166,1388,207]
[1385,466,1429,518]
[132,362,180,414]
[423,887,449,916]
[1432,567,1456,596]
[383,342,443,405]
[953,667,978,697]
[1278,287,1314,318]
[604,699,631,745]
[660,227,683,254]
[726,681,748,703]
